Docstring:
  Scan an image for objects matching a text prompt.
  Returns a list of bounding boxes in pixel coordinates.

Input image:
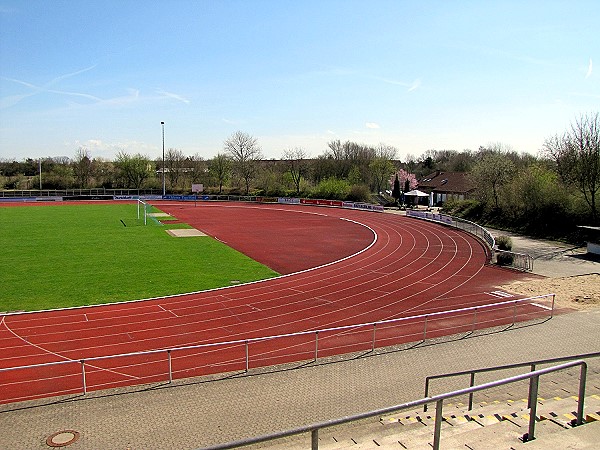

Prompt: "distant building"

[418,171,475,206]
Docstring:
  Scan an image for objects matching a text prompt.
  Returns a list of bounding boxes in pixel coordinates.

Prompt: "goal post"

[137,198,149,225]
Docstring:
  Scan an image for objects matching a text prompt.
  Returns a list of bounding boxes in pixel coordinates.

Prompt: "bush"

[496,251,514,266]
[347,184,372,203]
[495,235,513,251]
[442,199,485,221]
[311,177,350,200]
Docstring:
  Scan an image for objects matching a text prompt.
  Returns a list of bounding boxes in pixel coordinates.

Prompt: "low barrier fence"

[0,294,554,405]
[406,210,534,271]
[0,191,385,212]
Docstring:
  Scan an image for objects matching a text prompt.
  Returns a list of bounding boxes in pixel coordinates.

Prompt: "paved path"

[1,307,599,449]
[485,227,600,278]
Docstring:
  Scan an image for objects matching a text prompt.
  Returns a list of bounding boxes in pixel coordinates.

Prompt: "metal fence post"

[525,374,540,442]
[311,428,319,450]
[550,294,556,319]
[423,316,428,341]
[314,331,319,363]
[81,359,87,394]
[167,349,173,383]
[468,372,475,411]
[527,364,536,408]
[245,340,249,373]
[576,363,588,426]
[432,399,444,450]
[423,377,430,412]
[371,323,376,352]
[472,307,478,333]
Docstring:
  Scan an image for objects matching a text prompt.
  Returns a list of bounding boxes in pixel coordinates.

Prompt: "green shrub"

[496,235,513,251]
[311,177,351,200]
[496,252,514,266]
[347,184,372,202]
[442,199,484,220]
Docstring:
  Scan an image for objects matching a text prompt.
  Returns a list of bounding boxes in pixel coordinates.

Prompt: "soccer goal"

[137,198,149,225]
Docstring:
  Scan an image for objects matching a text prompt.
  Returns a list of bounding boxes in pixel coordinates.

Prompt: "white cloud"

[365,122,380,129]
[586,58,593,79]
[376,76,421,92]
[156,89,190,104]
[407,79,422,92]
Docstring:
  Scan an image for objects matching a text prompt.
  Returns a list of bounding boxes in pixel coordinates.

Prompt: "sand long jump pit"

[165,228,207,237]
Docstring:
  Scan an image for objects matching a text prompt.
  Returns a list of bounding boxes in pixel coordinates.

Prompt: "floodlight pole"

[161,121,165,197]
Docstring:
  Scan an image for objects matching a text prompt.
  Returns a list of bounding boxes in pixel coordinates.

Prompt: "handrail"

[0,294,555,383]
[199,360,588,449]
[405,210,496,252]
[423,350,600,412]
[406,210,536,272]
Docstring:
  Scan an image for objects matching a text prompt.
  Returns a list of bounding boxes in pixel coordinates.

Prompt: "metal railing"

[0,188,161,198]
[424,351,600,412]
[406,210,495,251]
[493,248,534,271]
[200,360,588,449]
[0,294,554,404]
[405,210,535,272]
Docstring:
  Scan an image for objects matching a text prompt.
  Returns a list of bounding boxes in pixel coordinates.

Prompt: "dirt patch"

[499,273,600,310]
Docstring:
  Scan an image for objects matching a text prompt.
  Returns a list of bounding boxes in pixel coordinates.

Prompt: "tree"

[390,169,417,193]
[224,131,262,195]
[209,153,231,194]
[73,147,93,188]
[188,154,207,184]
[369,143,396,194]
[391,174,401,204]
[165,148,187,190]
[115,151,152,189]
[470,146,517,209]
[282,147,307,194]
[543,113,600,223]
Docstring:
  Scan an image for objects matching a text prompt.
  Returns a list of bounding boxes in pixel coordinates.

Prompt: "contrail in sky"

[586,58,593,79]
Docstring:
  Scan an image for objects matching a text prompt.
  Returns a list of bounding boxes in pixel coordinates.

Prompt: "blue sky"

[1,0,598,162]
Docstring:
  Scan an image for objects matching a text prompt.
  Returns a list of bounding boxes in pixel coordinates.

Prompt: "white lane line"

[158,304,179,318]
[531,302,552,310]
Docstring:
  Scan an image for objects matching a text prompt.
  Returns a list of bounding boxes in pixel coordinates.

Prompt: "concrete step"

[440,419,523,449]
[513,419,600,449]
[245,395,600,449]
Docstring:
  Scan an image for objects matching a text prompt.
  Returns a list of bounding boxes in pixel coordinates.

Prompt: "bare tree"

[73,147,93,188]
[188,154,207,184]
[209,153,231,194]
[543,113,600,222]
[224,131,262,195]
[165,148,186,190]
[282,147,307,194]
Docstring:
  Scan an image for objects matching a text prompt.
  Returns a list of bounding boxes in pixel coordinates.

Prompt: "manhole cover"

[46,430,80,447]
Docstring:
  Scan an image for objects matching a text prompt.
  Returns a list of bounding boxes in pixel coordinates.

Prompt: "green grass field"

[0,203,279,312]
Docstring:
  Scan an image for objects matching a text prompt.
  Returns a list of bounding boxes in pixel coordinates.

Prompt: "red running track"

[0,202,543,404]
